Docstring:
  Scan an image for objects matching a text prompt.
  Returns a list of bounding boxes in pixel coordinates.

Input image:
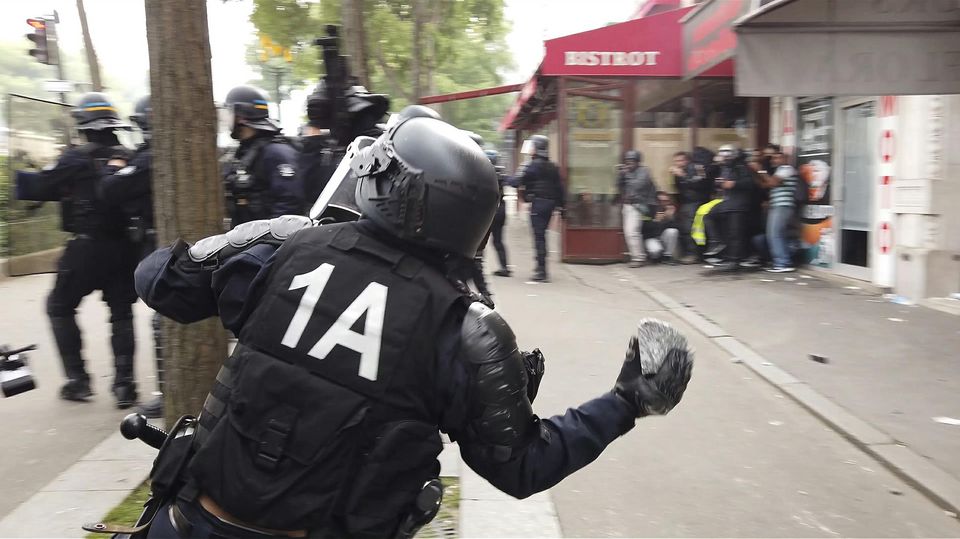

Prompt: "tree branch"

[373,39,413,103]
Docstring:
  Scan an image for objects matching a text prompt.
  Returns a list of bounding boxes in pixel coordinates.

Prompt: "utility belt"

[125,216,156,245]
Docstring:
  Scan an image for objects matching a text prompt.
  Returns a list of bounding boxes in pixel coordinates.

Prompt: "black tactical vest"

[64,143,129,237]
[188,222,465,535]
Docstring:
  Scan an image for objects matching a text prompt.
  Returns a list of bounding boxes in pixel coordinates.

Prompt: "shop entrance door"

[835,99,876,281]
[560,78,627,263]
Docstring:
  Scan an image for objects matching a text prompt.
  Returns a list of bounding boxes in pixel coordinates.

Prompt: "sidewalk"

[628,262,960,488]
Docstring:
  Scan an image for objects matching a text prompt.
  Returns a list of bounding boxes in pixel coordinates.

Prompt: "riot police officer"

[517,134,565,282]
[37,92,141,406]
[134,116,693,537]
[222,85,303,226]
[299,81,389,207]
[98,95,165,418]
[486,149,511,277]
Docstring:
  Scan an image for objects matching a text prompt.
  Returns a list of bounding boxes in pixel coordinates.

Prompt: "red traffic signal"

[26,17,52,65]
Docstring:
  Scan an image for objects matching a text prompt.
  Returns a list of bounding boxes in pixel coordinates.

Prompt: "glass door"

[836,99,876,280]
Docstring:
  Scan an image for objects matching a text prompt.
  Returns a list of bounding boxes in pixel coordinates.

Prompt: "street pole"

[274,66,282,123]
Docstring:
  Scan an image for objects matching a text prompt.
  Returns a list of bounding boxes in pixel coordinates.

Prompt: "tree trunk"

[343,0,369,88]
[412,0,425,100]
[144,0,227,429]
[76,0,103,91]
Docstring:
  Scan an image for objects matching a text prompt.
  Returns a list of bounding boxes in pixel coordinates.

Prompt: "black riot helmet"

[465,131,484,148]
[354,117,500,258]
[623,150,642,164]
[223,85,280,138]
[130,96,151,132]
[71,92,131,131]
[521,134,549,159]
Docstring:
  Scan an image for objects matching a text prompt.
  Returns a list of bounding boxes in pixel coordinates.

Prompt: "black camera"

[1,344,38,397]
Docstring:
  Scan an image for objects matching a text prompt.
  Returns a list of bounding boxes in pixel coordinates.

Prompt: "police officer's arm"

[18,148,92,201]
[135,216,312,332]
[442,304,692,500]
[260,144,305,217]
[99,149,152,206]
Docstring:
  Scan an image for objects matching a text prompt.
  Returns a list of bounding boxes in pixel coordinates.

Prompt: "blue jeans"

[767,205,794,268]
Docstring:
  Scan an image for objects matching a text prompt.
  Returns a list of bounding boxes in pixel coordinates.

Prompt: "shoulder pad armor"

[460,302,536,461]
[186,214,313,266]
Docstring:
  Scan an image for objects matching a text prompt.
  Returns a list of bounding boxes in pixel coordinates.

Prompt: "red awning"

[498,70,547,132]
[540,7,693,77]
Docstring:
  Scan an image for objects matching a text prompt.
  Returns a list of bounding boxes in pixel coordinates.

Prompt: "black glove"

[613,323,693,417]
[521,349,545,403]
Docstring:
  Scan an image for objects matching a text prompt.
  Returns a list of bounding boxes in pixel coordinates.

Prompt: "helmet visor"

[520,139,535,156]
[308,135,378,221]
[218,104,237,139]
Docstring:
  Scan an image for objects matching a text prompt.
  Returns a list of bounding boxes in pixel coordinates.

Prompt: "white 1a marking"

[281,263,387,381]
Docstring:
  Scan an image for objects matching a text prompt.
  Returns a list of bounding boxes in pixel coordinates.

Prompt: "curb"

[619,267,960,519]
[0,429,155,538]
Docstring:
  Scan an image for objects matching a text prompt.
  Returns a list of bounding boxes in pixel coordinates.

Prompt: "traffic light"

[26,18,57,65]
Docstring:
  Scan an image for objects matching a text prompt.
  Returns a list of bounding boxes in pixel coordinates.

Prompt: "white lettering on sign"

[564,51,661,67]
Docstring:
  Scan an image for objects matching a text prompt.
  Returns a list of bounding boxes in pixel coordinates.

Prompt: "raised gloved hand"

[613,319,693,417]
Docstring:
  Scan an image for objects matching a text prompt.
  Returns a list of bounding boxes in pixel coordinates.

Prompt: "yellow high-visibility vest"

[691,199,723,246]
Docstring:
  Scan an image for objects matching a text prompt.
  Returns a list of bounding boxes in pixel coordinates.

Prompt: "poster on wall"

[796,97,834,268]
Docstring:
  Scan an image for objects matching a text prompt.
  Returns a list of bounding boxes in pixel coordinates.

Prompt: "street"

[2,214,959,537]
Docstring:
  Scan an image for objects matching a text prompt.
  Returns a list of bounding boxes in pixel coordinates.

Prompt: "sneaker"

[493,268,512,277]
[711,261,739,273]
[704,243,726,257]
[628,260,646,268]
[60,379,93,402]
[113,383,138,410]
[766,266,796,273]
[739,257,761,269]
[662,256,678,266]
[705,256,723,265]
[679,255,698,265]
[530,272,549,282]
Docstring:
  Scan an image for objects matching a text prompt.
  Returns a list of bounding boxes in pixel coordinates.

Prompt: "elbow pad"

[178,214,313,271]
[459,302,538,461]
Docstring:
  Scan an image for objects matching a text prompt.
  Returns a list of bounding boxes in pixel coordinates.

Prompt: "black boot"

[530,270,549,282]
[111,317,138,409]
[113,355,138,409]
[50,316,92,402]
[138,395,164,419]
[60,377,93,402]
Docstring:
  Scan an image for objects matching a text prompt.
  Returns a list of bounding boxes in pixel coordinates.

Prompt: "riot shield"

[1,94,77,276]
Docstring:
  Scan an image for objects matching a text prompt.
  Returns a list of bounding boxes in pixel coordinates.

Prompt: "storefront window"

[565,94,622,228]
[796,97,835,268]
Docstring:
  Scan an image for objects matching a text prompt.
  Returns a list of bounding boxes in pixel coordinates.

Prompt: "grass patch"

[85,481,151,539]
[87,477,460,538]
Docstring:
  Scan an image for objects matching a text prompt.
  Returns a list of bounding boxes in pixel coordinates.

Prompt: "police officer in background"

[299,81,389,205]
[487,149,511,277]
[222,85,303,226]
[35,93,140,406]
[135,116,692,537]
[98,96,165,418]
[517,134,565,282]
